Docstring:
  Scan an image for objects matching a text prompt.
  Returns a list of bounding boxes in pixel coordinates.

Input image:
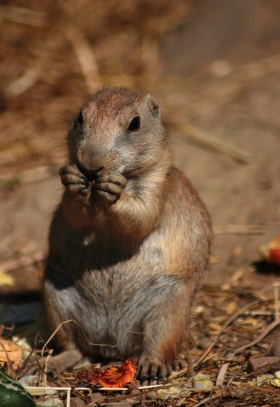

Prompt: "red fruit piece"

[259,235,280,266]
[76,359,137,389]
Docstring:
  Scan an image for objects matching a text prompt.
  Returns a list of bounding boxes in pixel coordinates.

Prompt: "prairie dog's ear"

[147,94,160,118]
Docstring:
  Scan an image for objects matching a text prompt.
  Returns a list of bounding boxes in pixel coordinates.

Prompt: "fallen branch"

[4,69,40,98]
[173,122,251,164]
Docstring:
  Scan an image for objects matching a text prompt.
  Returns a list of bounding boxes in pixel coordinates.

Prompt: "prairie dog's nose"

[78,146,120,173]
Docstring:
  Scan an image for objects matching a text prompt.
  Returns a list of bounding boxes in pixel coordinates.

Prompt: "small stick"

[231,381,280,393]
[239,54,280,80]
[4,70,40,98]
[41,319,118,358]
[65,25,101,94]
[186,347,194,379]
[214,225,264,235]
[0,6,46,27]
[274,283,280,321]
[216,362,230,387]
[172,122,251,164]
[42,350,53,387]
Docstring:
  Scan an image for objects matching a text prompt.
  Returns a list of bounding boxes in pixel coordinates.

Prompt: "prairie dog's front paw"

[94,172,127,204]
[59,164,92,204]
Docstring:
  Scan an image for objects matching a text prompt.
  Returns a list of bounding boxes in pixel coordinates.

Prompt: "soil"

[0,1,280,405]
[1,0,279,289]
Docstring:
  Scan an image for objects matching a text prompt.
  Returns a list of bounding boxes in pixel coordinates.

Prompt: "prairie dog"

[44,87,212,380]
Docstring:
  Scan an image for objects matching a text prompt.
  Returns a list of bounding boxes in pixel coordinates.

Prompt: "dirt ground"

[0,0,279,288]
[0,0,280,405]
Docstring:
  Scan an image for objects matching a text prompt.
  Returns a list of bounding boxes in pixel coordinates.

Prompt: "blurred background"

[0,0,280,300]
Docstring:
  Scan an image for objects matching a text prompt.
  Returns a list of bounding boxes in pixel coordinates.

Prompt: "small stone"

[130,388,140,396]
[86,392,104,406]
[146,391,158,399]
[39,397,64,406]
[70,397,86,407]
[248,356,280,374]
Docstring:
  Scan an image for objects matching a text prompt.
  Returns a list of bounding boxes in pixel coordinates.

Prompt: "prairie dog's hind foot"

[137,359,172,384]
[136,350,189,383]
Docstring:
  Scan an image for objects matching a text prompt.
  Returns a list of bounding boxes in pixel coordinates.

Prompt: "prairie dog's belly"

[52,269,182,358]
[46,212,190,358]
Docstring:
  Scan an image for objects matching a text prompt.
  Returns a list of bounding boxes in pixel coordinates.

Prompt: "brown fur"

[44,87,212,380]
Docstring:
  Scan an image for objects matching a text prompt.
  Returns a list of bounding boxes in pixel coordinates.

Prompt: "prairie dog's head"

[67,87,171,178]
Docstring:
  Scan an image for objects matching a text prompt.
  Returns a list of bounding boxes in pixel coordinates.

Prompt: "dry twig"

[172,122,251,164]
[0,6,46,27]
[65,26,101,94]
[214,224,264,235]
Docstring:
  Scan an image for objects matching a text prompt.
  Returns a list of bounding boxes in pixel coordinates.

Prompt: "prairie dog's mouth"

[78,165,103,181]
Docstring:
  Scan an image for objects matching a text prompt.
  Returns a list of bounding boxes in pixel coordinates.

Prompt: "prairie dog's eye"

[76,110,83,126]
[128,116,140,132]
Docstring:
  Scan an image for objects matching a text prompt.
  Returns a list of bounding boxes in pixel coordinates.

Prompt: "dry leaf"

[0,271,14,286]
[208,322,222,331]
[193,373,214,389]
[0,338,23,370]
[238,318,259,326]
[248,372,280,387]
[225,301,237,315]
